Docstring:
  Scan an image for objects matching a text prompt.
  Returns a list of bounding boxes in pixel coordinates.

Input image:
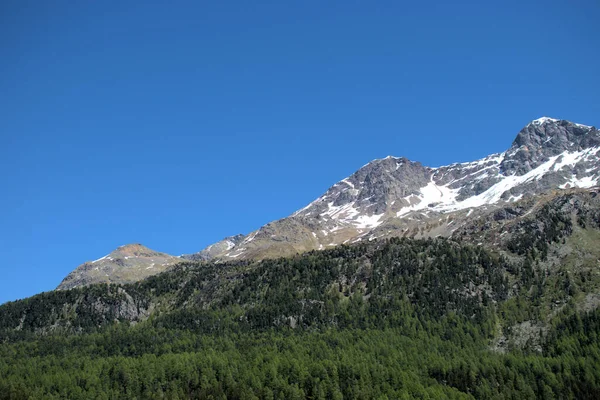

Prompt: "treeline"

[505,191,600,257]
[0,237,516,341]
[1,215,600,398]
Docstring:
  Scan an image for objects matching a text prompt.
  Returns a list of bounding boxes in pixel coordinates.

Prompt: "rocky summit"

[57,244,181,290]
[199,117,599,260]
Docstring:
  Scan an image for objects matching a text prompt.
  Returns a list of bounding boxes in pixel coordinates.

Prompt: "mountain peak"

[509,117,598,153]
[117,243,145,249]
[112,243,155,257]
[526,116,594,130]
[529,116,560,125]
[201,117,599,261]
[58,244,181,290]
[56,116,599,284]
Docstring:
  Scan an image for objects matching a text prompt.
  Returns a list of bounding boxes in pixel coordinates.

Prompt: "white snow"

[243,231,258,243]
[320,201,384,229]
[454,152,505,170]
[553,147,600,172]
[226,246,248,258]
[449,165,498,185]
[288,133,598,245]
[559,175,598,189]
[91,255,109,263]
[397,176,457,217]
[341,178,356,189]
[225,240,236,250]
[530,117,559,125]
[508,194,523,202]
[396,147,600,217]
[353,213,383,229]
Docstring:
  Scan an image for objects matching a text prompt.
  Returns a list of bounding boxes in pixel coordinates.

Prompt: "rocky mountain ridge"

[181,234,245,261]
[57,244,181,290]
[5,186,600,399]
[202,117,599,260]
[58,117,599,288]
[8,187,600,347]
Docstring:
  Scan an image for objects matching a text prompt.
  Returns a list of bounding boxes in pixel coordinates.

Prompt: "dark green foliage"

[1,315,600,399]
[506,201,573,257]
[0,237,513,340]
[1,229,599,398]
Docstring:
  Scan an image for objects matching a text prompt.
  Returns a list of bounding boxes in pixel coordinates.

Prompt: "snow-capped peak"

[293,116,599,230]
[530,117,560,125]
[195,116,599,263]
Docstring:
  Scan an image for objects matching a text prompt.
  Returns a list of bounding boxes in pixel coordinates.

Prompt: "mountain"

[201,117,599,261]
[7,187,600,339]
[3,187,600,397]
[55,117,598,289]
[57,244,181,290]
[181,234,245,261]
[4,175,600,397]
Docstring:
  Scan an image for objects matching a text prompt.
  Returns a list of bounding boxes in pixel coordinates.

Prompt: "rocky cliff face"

[57,244,181,290]
[203,117,599,260]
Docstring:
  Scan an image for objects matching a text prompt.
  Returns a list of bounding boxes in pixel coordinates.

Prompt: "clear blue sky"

[1,0,598,304]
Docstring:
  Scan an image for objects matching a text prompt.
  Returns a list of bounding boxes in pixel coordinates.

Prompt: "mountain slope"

[208,117,599,260]
[5,188,600,341]
[55,117,599,288]
[3,188,600,398]
[57,244,181,290]
[181,234,245,261]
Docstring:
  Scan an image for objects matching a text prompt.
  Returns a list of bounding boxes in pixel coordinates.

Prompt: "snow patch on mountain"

[552,147,600,172]
[322,201,383,229]
[92,255,111,263]
[396,176,456,217]
[396,147,600,217]
[530,117,559,125]
[192,117,599,263]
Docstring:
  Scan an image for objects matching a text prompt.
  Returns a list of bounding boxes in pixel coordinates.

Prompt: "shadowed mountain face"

[57,244,181,290]
[195,117,599,261]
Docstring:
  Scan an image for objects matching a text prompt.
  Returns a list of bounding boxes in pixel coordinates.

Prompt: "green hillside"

[1,191,600,399]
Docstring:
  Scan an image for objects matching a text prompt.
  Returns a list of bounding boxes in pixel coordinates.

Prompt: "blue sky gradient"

[1,0,599,304]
